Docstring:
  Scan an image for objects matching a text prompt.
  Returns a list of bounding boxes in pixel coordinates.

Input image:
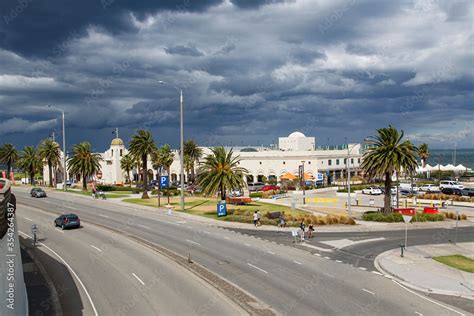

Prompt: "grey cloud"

[165,44,204,57]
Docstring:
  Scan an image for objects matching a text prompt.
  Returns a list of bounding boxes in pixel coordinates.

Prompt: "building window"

[336,159,339,165]
[328,160,332,166]
[358,158,361,164]
[120,149,123,157]
[308,161,311,165]
[351,158,354,164]
[259,162,262,165]
[283,161,285,165]
[321,161,324,165]
[344,158,347,164]
[111,149,113,156]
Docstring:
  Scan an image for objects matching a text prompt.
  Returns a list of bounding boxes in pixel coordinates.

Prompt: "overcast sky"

[0,0,472,151]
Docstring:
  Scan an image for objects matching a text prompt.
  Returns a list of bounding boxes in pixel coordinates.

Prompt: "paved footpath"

[376,242,474,299]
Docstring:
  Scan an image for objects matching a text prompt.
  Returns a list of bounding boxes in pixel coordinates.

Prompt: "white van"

[439,181,463,190]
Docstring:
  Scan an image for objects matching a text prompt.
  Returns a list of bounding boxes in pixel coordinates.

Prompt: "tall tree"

[67,142,102,191]
[184,139,203,184]
[197,147,248,201]
[0,143,19,177]
[38,138,61,187]
[128,130,157,199]
[361,126,418,214]
[151,149,165,207]
[418,143,430,168]
[120,153,134,187]
[156,144,174,204]
[17,146,40,186]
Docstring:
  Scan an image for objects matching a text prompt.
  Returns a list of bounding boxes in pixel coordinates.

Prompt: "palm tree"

[197,147,248,201]
[38,138,61,187]
[184,155,193,183]
[67,142,102,191]
[120,154,134,187]
[17,146,41,186]
[128,130,157,199]
[184,139,203,184]
[156,144,174,204]
[361,126,418,214]
[418,143,430,168]
[0,144,19,178]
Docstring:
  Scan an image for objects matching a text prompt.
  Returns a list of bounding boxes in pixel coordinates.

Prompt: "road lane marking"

[358,267,367,271]
[371,271,383,276]
[314,253,321,257]
[186,239,201,246]
[392,280,465,316]
[204,231,211,234]
[137,224,151,229]
[224,236,230,240]
[335,260,342,263]
[293,260,302,265]
[324,273,334,278]
[415,312,423,316]
[244,243,251,247]
[362,288,375,295]
[247,263,268,274]
[55,228,65,233]
[19,231,99,316]
[324,256,330,259]
[98,214,110,218]
[90,245,102,252]
[132,273,146,286]
[24,217,33,222]
[177,221,187,224]
[266,251,275,255]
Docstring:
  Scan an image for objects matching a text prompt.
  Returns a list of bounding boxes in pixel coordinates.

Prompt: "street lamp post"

[158,81,185,212]
[47,105,67,191]
[301,161,305,205]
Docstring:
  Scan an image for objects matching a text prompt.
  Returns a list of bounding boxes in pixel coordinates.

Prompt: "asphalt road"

[16,203,243,315]
[15,187,472,315]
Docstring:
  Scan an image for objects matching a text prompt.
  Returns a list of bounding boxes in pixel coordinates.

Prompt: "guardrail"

[0,178,28,316]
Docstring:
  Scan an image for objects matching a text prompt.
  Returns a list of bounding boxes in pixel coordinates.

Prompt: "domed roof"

[111,138,124,146]
[288,131,306,138]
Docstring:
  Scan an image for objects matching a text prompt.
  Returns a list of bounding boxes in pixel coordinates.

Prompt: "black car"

[441,188,462,196]
[54,214,81,230]
[461,188,474,197]
[30,188,47,198]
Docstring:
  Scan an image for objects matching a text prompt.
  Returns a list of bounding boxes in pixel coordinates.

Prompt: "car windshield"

[66,215,78,221]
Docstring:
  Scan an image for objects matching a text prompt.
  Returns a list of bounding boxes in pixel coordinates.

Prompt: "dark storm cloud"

[0,0,473,151]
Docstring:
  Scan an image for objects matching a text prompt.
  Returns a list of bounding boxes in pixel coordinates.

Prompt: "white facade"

[278,131,315,151]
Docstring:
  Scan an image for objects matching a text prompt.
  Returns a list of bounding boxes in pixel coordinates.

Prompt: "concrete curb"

[374,249,474,300]
[20,242,63,316]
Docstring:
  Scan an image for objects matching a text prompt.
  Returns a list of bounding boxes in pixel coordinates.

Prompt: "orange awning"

[280,172,297,180]
[303,172,314,180]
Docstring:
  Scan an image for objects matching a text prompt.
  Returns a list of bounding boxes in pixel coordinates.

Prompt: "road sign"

[217,201,227,217]
[369,199,375,206]
[31,224,38,236]
[298,165,304,179]
[316,173,323,181]
[160,176,169,188]
[402,215,413,223]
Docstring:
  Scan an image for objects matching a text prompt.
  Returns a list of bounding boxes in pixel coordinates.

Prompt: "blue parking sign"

[160,176,169,188]
[217,201,227,217]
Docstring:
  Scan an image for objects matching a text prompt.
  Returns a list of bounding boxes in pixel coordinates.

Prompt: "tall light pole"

[47,105,67,191]
[157,81,185,211]
[301,161,306,204]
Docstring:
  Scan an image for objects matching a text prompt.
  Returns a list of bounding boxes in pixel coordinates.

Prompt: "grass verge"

[433,255,474,273]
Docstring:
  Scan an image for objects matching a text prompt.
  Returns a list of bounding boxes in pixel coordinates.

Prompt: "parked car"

[461,188,474,197]
[420,184,440,192]
[54,214,80,230]
[30,188,47,198]
[362,187,382,195]
[247,182,265,192]
[262,185,279,191]
[441,188,463,196]
[439,180,464,190]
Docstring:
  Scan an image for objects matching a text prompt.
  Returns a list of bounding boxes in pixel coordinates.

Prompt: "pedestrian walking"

[308,223,315,239]
[300,221,305,241]
[253,211,258,227]
[257,210,261,226]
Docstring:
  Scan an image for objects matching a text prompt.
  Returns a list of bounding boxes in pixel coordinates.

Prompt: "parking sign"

[160,176,169,188]
[217,201,227,217]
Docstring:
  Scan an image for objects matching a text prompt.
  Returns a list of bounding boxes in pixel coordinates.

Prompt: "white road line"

[19,231,99,316]
[224,236,230,240]
[90,245,102,252]
[132,273,146,286]
[244,243,251,247]
[324,256,330,259]
[415,312,423,316]
[335,260,342,263]
[203,231,211,234]
[248,263,268,274]
[98,214,110,218]
[393,280,465,316]
[314,253,321,257]
[24,217,33,222]
[362,288,375,295]
[55,228,64,233]
[293,260,302,265]
[371,271,383,276]
[177,221,187,224]
[186,239,201,246]
[266,251,275,255]
[324,273,334,278]
[137,224,151,229]
[359,267,367,271]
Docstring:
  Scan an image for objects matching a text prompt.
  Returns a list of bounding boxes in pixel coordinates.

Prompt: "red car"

[262,185,279,191]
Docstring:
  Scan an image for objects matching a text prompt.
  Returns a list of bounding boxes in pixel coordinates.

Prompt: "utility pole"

[301,161,306,204]
[346,137,352,218]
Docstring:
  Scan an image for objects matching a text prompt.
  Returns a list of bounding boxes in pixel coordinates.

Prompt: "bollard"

[356,199,359,206]
[400,244,405,257]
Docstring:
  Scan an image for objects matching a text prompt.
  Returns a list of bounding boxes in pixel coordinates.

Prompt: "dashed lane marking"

[132,273,146,286]
[248,263,268,274]
[293,260,302,265]
[90,245,102,252]
[362,288,375,295]
[185,239,201,246]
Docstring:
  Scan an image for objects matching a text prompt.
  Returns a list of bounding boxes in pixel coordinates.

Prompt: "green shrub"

[249,192,263,198]
[97,185,116,191]
[363,211,445,222]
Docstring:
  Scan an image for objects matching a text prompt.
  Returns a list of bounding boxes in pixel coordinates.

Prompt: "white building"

[44,132,364,186]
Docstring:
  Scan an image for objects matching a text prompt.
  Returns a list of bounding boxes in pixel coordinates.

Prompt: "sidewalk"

[375,242,474,299]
